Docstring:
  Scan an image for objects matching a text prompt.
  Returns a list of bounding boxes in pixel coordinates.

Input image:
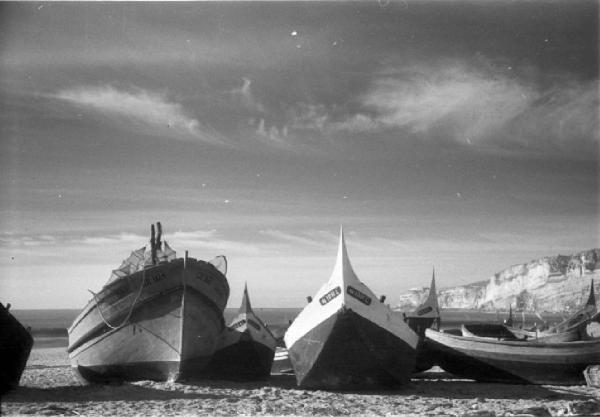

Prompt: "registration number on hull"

[319,286,341,305]
[347,285,371,305]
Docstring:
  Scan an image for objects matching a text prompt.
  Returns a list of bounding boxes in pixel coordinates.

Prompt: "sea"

[11,307,567,349]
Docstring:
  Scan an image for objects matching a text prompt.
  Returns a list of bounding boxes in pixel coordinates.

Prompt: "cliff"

[396,249,600,313]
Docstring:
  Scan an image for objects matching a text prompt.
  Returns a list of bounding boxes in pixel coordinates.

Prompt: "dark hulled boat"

[0,303,33,395]
[68,223,229,383]
[404,269,441,372]
[425,328,600,385]
[284,228,419,389]
[206,284,277,380]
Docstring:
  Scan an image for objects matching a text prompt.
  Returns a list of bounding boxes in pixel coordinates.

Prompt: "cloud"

[230,77,265,113]
[359,65,534,142]
[509,81,599,150]
[259,229,336,250]
[53,85,228,145]
[283,61,598,156]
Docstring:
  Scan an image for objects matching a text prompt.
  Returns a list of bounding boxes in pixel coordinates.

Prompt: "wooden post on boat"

[156,222,163,251]
[150,224,157,265]
[184,250,188,269]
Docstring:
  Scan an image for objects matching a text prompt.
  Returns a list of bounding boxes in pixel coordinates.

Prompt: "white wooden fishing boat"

[284,228,419,389]
[68,223,230,383]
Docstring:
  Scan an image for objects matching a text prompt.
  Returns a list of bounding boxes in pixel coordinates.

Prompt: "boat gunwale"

[68,282,226,354]
[426,328,600,349]
[68,259,185,333]
[69,257,228,335]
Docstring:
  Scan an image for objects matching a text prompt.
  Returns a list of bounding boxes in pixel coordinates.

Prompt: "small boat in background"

[505,279,597,341]
[206,284,277,380]
[458,281,598,344]
[68,223,230,383]
[404,268,441,372]
[425,328,600,385]
[284,228,418,389]
[0,302,33,395]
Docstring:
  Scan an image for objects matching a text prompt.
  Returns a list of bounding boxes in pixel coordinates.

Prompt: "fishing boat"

[68,223,230,383]
[0,302,33,395]
[425,328,600,385]
[205,284,277,380]
[284,228,419,389]
[505,279,597,341]
[460,281,598,343]
[404,269,441,372]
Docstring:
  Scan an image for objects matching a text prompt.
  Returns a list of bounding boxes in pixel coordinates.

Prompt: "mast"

[506,304,514,327]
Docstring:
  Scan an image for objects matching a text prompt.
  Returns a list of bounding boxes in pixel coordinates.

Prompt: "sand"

[2,347,599,416]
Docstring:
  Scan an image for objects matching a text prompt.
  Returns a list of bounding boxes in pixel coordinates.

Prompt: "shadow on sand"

[408,370,595,401]
[4,383,229,404]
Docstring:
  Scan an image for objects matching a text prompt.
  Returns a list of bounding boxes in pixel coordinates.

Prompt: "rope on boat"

[90,269,147,330]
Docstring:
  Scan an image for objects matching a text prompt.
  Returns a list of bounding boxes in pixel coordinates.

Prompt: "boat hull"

[426,329,600,385]
[0,304,34,395]
[68,258,228,382]
[272,347,294,374]
[206,335,275,380]
[288,308,417,389]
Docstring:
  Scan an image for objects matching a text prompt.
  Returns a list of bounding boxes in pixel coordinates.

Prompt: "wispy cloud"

[230,77,265,113]
[283,61,598,156]
[354,64,534,143]
[53,85,229,145]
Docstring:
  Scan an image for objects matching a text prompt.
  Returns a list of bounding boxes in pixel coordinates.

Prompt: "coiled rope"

[90,269,147,330]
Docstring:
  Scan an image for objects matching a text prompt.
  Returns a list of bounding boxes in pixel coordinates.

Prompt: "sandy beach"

[1,346,599,417]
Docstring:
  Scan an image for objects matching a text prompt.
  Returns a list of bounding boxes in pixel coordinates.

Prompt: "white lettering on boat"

[347,285,371,305]
[319,286,341,305]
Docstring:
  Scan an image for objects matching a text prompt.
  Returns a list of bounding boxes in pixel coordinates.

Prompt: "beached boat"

[460,282,598,343]
[505,280,597,341]
[404,269,441,372]
[284,228,419,389]
[205,284,277,380]
[463,322,583,343]
[0,302,34,395]
[425,328,600,385]
[68,223,230,383]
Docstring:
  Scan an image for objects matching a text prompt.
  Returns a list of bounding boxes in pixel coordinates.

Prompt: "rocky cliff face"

[396,249,600,313]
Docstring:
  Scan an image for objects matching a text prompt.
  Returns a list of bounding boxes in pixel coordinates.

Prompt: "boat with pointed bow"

[68,223,230,383]
[284,228,419,389]
[404,269,441,372]
[206,284,277,380]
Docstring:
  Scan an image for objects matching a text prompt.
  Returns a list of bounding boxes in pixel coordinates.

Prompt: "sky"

[0,1,598,309]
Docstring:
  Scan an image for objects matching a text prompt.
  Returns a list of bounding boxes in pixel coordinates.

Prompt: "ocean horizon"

[11,307,567,344]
